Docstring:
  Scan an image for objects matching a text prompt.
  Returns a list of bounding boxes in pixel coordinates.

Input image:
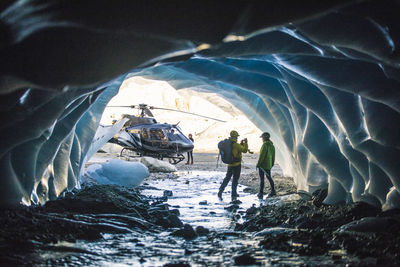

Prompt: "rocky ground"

[0,184,189,266]
[1,153,400,266]
[178,153,400,265]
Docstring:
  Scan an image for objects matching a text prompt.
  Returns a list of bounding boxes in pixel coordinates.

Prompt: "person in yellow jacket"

[256,132,276,199]
[218,130,248,201]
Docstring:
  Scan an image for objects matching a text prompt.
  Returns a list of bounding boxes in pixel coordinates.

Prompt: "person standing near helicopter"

[186,133,194,164]
[218,130,248,201]
[256,132,276,199]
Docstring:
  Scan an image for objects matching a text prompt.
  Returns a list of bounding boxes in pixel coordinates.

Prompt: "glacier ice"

[85,159,149,188]
[0,0,399,209]
[140,157,178,173]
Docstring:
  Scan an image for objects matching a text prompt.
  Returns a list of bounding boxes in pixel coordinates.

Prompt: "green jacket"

[256,140,275,170]
[228,137,248,167]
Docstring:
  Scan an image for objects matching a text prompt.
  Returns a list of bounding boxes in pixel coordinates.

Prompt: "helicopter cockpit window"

[149,129,165,140]
[141,128,149,139]
[166,128,181,141]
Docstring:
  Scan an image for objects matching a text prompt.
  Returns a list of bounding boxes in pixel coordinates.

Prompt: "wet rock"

[155,213,183,229]
[312,188,328,208]
[337,216,400,233]
[152,203,170,210]
[149,210,171,219]
[243,188,253,193]
[246,205,258,216]
[199,200,207,205]
[231,199,242,204]
[44,185,148,214]
[184,249,193,255]
[254,227,299,237]
[298,205,311,214]
[345,202,381,218]
[259,229,330,256]
[233,253,257,265]
[170,209,180,216]
[163,263,190,267]
[171,224,198,240]
[163,190,173,197]
[166,214,184,228]
[225,204,239,212]
[296,217,319,230]
[195,226,210,236]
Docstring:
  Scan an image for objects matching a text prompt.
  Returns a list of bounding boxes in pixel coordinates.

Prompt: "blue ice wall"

[0,0,399,209]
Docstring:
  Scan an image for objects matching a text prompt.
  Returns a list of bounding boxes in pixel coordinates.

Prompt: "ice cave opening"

[101,76,264,154]
[0,0,399,211]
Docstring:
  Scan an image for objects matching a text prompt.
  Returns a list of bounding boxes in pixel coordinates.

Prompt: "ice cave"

[0,0,399,212]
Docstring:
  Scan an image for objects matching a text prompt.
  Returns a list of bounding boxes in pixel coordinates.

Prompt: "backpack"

[218,139,240,164]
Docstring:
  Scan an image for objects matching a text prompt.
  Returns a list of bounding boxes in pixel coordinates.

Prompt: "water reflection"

[141,171,260,230]
[24,171,343,266]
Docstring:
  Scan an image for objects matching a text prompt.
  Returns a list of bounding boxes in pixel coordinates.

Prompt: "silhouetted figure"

[186,133,194,164]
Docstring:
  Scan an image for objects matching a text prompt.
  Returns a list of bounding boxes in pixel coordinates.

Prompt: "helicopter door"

[140,128,151,148]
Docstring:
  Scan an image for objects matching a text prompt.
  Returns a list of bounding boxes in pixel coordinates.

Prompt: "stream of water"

[34,170,344,266]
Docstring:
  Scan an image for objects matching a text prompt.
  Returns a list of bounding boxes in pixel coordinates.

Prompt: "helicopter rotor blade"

[106,105,138,108]
[150,106,226,122]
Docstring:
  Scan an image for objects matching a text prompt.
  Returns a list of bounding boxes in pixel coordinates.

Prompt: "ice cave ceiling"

[0,0,399,209]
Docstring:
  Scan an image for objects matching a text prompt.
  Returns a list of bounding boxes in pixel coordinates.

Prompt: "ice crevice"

[0,0,399,210]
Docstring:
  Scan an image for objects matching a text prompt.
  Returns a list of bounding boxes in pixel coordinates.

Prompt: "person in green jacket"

[256,132,276,199]
[218,130,248,201]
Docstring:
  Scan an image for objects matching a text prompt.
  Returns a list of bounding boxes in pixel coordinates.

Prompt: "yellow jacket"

[228,137,248,167]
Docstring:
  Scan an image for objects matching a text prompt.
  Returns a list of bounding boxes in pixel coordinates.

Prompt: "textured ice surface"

[0,0,399,209]
[85,159,149,188]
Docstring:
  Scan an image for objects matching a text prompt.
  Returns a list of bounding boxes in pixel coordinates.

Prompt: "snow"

[85,159,149,187]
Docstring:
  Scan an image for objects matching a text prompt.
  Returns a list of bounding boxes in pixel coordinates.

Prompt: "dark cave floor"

[1,153,400,266]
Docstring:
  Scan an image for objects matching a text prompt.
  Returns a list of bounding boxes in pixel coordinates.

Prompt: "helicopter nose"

[179,142,194,151]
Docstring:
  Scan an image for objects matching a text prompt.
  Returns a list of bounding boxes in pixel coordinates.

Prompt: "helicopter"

[107,103,225,164]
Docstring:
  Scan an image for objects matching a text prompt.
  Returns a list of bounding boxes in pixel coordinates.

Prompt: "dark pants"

[219,165,241,197]
[187,151,193,163]
[259,168,274,194]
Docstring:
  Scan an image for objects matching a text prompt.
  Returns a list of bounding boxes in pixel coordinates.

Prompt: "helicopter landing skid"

[119,148,185,165]
[166,154,185,165]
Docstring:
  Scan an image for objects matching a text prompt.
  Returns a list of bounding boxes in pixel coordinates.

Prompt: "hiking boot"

[185,161,189,165]
[257,193,263,200]
[267,190,276,197]
[217,191,223,200]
